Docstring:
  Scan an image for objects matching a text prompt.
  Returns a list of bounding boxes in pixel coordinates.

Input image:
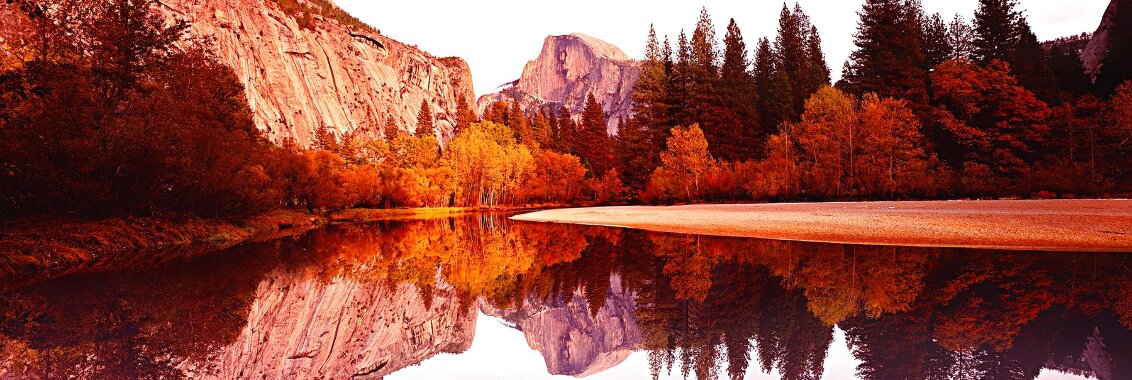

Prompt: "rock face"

[483,274,642,376]
[156,0,476,146]
[1082,0,1123,80]
[183,270,477,379]
[478,33,639,133]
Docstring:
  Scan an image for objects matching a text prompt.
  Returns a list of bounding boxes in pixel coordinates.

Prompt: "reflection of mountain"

[483,274,642,377]
[190,270,476,379]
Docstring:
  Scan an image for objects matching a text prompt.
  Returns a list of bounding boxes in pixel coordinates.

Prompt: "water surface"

[1,214,1129,379]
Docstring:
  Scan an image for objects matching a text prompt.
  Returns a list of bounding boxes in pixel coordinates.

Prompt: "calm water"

[1,214,1130,379]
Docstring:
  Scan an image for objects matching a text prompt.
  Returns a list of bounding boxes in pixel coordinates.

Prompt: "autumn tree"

[794,87,934,199]
[930,59,1050,180]
[646,124,714,202]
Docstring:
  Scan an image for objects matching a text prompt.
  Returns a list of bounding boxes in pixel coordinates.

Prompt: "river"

[0,213,1128,379]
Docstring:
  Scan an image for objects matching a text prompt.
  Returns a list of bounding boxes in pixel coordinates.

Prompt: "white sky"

[334,0,1111,96]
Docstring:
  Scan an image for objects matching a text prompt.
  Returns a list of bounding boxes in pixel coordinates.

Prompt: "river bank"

[0,210,327,289]
[511,200,1132,252]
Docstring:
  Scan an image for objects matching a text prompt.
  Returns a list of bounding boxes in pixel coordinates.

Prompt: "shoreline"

[0,210,327,289]
[510,200,1132,252]
[0,205,561,290]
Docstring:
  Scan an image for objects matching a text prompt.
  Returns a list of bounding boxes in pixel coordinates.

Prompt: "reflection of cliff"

[484,275,642,377]
[192,270,476,379]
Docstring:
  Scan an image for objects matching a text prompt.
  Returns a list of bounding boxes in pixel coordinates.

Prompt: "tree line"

[622,0,1132,203]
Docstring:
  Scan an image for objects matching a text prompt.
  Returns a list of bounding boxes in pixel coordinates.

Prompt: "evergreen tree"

[754,37,785,130]
[616,117,653,193]
[774,3,829,121]
[922,13,953,69]
[415,100,434,138]
[578,94,613,176]
[842,0,928,105]
[947,14,975,60]
[556,105,577,155]
[632,24,670,160]
[1007,19,1059,104]
[1047,45,1089,96]
[384,116,400,142]
[454,97,477,135]
[972,0,1022,64]
[532,109,553,148]
[717,18,760,161]
[688,8,721,148]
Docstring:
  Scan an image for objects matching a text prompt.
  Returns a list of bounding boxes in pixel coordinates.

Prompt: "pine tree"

[717,18,760,161]
[754,37,784,130]
[384,116,400,142]
[454,97,477,135]
[632,24,671,160]
[972,0,1022,64]
[842,0,928,105]
[922,13,953,69]
[532,110,553,148]
[1047,45,1089,96]
[415,100,434,138]
[687,7,720,143]
[578,94,613,176]
[947,14,975,60]
[1007,19,1059,104]
[774,3,830,121]
[616,117,653,193]
[556,105,577,155]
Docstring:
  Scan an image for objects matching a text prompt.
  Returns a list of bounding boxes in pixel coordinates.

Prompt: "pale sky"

[335,0,1111,97]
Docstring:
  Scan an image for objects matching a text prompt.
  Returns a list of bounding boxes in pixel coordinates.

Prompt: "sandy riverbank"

[511,200,1132,252]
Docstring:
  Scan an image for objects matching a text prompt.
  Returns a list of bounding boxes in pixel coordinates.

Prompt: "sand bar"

[511,200,1132,252]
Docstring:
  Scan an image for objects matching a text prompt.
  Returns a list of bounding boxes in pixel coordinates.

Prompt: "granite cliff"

[156,0,476,146]
[182,270,477,379]
[478,33,639,133]
[1081,0,1129,83]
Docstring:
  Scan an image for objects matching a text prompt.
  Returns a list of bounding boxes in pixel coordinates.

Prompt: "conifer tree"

[972,0,1022,64]
[947,14,975,60]
[717,18,760,161]
[384,116,400,142]
[632,24,670,157]
[754,37,784,130]
[454,97,477,135]
[578,94,613,176]
[1008,19,1059,104]
[555,105,577,155]
[842,0,928,105]
[415,100,434,138]
[774,3,830,121]
[922,13,952,69]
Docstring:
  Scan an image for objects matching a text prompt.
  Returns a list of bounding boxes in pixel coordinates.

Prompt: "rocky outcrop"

[478,33,639,134]
[483,274,642,376]
[156,0,476,146]
[1082,0,1124,80]
[182,271,477,379]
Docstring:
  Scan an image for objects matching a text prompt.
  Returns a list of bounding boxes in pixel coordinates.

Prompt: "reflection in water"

[1,214,1131,379]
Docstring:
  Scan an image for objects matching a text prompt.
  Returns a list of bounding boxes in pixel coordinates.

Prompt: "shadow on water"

[1,213,1131,379]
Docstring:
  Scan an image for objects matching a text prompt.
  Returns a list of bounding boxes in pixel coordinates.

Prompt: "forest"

[2,0,1132,221]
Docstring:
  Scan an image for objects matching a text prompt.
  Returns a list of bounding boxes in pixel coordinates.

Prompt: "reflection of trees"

[5,217,1132,380]
[0,245,279,378]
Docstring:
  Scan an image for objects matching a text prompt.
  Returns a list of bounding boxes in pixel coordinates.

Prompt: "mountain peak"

[562,33,630,61]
